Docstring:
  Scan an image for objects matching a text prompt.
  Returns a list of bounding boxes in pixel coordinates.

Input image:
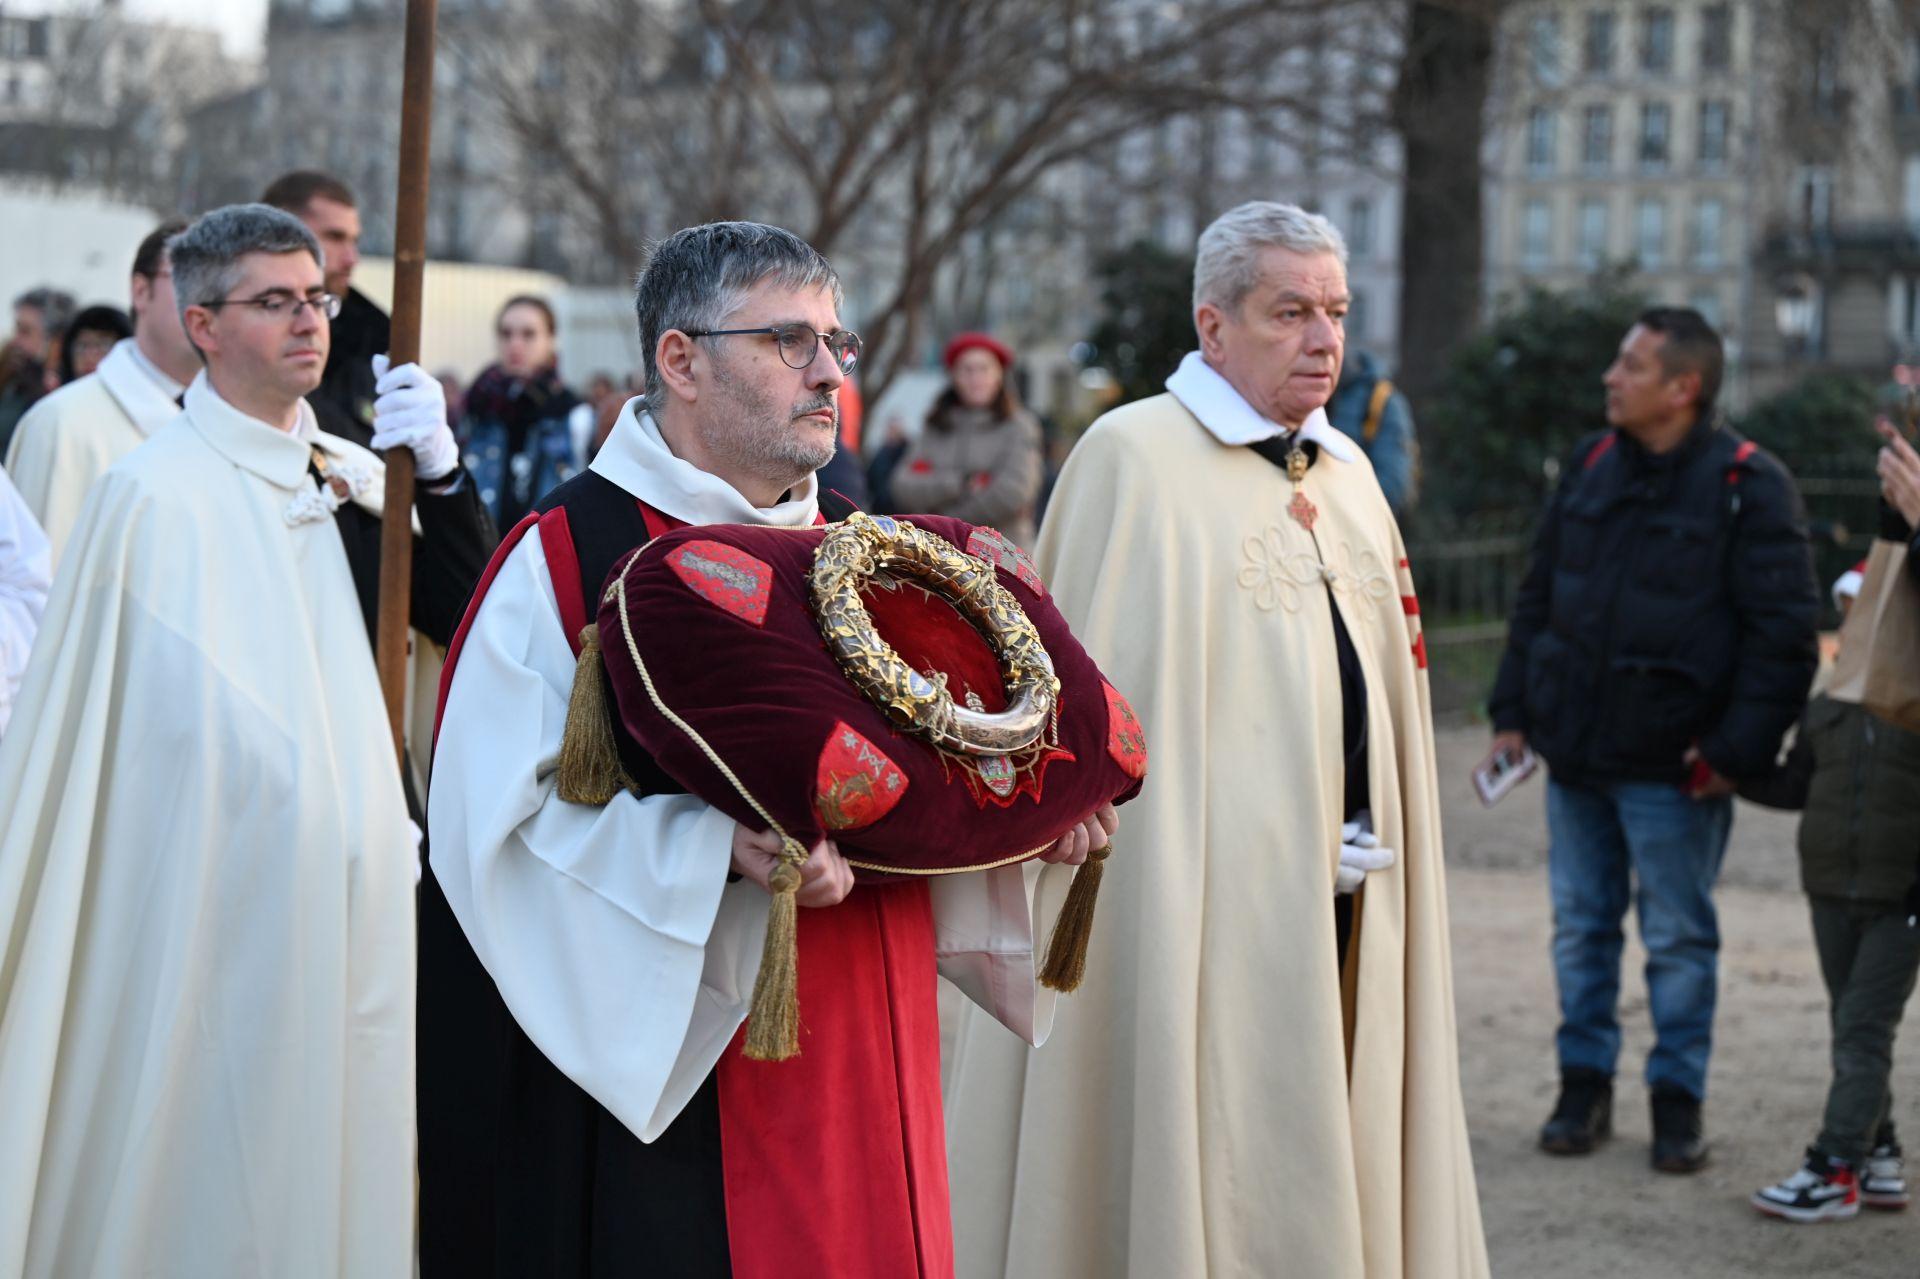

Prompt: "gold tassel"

[556,625,635,804]
[744,846,808,1061]
[1038,842,1112,993]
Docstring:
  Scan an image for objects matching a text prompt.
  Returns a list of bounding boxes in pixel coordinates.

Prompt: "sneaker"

[1752,1148,1860,1222]
[1862,1139,1908,1210]
[1649,1083,1709,1173]
[1539,1067,1613,1155]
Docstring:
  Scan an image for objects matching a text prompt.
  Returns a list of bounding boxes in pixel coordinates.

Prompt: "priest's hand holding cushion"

[1039,801,1120,867]
[731,825,853,907]
[370,353,461,481]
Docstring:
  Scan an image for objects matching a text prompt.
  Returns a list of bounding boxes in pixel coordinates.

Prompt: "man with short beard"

[423,220,1109,1277]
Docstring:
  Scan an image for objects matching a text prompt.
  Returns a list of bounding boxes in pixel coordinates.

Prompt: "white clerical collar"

[181,373,318,492]
[95,338,185,439]
[1164,349,1356,461]
[589,397,821,528]
[120,338,186,401]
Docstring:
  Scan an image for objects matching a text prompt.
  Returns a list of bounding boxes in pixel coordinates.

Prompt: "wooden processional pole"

[376,0,439,765]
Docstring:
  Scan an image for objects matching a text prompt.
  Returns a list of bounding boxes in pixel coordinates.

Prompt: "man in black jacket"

[1484,308,1819,1174]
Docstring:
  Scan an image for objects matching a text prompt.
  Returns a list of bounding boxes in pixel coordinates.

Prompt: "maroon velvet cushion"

[594,514,1147,879]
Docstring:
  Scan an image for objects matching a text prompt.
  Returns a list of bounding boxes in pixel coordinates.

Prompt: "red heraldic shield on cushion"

[594,514,1146,879]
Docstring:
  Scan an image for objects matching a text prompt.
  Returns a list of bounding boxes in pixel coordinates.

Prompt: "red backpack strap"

[1726,439,1757,486]
[539,506,590,658]
[1582,432,1618,470]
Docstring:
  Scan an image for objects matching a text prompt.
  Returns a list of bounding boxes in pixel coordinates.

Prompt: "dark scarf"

[466,362,574,452]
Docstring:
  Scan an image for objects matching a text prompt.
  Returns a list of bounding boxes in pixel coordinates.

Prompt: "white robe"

[0,467,50,736]
[0,375,417,1279]
[4,338,183,566]
[428,399,1070,1144]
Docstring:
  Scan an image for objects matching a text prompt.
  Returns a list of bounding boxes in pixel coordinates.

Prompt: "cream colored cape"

[3,339,180,568]
[0,377,416,1278]
[944,393,1488,1279]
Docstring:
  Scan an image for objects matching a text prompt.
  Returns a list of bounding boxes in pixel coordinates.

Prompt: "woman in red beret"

[888,331,1045,548]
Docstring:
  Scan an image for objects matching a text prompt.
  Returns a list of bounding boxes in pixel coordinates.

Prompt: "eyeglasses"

[681,322,861,375]
[203,291,341,321]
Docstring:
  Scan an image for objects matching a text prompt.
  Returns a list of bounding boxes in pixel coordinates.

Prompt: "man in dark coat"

[1485,307,1819,1174]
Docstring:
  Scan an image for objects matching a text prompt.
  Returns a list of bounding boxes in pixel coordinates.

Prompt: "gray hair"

[168,203,324,326]
[13,286,77,336]
[633,221,842,414]
[1193,201,1347,315]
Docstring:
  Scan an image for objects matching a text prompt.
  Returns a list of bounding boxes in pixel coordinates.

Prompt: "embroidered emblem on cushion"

[966,526,1046,594]
[815,722,909,831]
[1103,682,1148,779]
[666,540,773,626]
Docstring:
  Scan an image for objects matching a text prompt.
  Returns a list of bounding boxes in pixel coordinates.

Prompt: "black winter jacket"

[1489,419,1819,785]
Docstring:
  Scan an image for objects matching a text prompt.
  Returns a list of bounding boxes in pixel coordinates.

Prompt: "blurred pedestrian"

[53,305,133,386]
[0,288,76,456]
[4,220,192,564]
[1325,347,1419,516]
[461,295,592,528]
[888,331,1043,547]
[1485,307,1820,1173]
[1742,553,1919,1222]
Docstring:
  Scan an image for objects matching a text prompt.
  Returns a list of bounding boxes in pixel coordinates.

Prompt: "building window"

[1579,198,1609,269]
[1523,198,1553,270]
[1890,276,1920,349]
[1905,155,1920,232]
[1585,11,1615,75]
[1641,7,1674,74]
[1798,166,1834,236]
[1348,288,1368,341]
[1526,106,1557,173]
[1583,104,1613,173]
[1692,198,1723,268]
[1346,196,1374,260]
[1699,4,1732,72]
[1697,100,1730,170]
[1810,34,1841,117]
[1530,12,1563,86]
[1636,197,1667,267]
[1639,101,1670,171]
[1690,289,1722,330]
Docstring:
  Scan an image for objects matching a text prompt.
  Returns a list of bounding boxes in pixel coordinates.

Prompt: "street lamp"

[1774,271,1820,357]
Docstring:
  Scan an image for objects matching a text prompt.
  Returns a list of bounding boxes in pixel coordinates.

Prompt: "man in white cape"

[5,218,195,565]
[0,465,49,736]
[944,202,1489,1278]
[424,220,1112,1277]
[0,204,415,1277]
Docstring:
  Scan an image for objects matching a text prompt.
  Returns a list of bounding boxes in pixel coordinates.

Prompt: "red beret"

[943,331,1014,369]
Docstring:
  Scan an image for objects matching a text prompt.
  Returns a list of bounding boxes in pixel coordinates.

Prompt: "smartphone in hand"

[1473,744,1538,807]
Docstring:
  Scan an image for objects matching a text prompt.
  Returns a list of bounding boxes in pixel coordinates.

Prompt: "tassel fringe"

[556,625,636,804]
[1039,842,1113,993]
[744,846,808,1061]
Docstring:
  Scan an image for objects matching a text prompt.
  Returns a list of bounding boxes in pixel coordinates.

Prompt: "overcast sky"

[50,0,268,57]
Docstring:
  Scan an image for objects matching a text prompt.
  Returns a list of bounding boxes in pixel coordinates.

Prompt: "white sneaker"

[1752,1148,1861,1223]
[1861,1141,1908,1211]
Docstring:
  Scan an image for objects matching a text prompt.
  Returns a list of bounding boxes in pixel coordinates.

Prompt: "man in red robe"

[422,220,1113,1276]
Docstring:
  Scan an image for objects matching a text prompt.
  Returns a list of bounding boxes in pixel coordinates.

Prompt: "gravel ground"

[1435,727,1918,1279]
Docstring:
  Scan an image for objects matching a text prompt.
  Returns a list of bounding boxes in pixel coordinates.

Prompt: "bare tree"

[452,0,1394,401]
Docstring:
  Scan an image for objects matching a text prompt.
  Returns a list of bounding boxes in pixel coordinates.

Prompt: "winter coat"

[1489,418,1820,785]
[888,405,1043,548]
[461,363,586,529]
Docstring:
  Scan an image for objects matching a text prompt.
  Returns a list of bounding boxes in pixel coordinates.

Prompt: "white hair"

[1192,201,1348,314]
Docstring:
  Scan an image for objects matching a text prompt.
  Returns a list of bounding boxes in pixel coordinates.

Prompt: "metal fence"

[1406,453,1882,722]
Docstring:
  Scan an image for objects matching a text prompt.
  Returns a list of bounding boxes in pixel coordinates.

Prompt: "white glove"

[370,354,460,481]
[1336,810,1396,895]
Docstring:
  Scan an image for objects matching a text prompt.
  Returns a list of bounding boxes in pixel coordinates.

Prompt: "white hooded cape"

[0,376,416,1278]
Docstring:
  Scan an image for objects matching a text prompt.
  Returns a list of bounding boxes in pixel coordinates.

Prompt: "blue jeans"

[1546,777,1734,1099]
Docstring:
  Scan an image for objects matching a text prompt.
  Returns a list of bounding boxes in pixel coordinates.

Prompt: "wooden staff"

[376,0,439,765]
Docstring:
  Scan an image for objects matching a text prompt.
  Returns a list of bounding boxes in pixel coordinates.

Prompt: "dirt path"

[1435,728,1918,1278]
